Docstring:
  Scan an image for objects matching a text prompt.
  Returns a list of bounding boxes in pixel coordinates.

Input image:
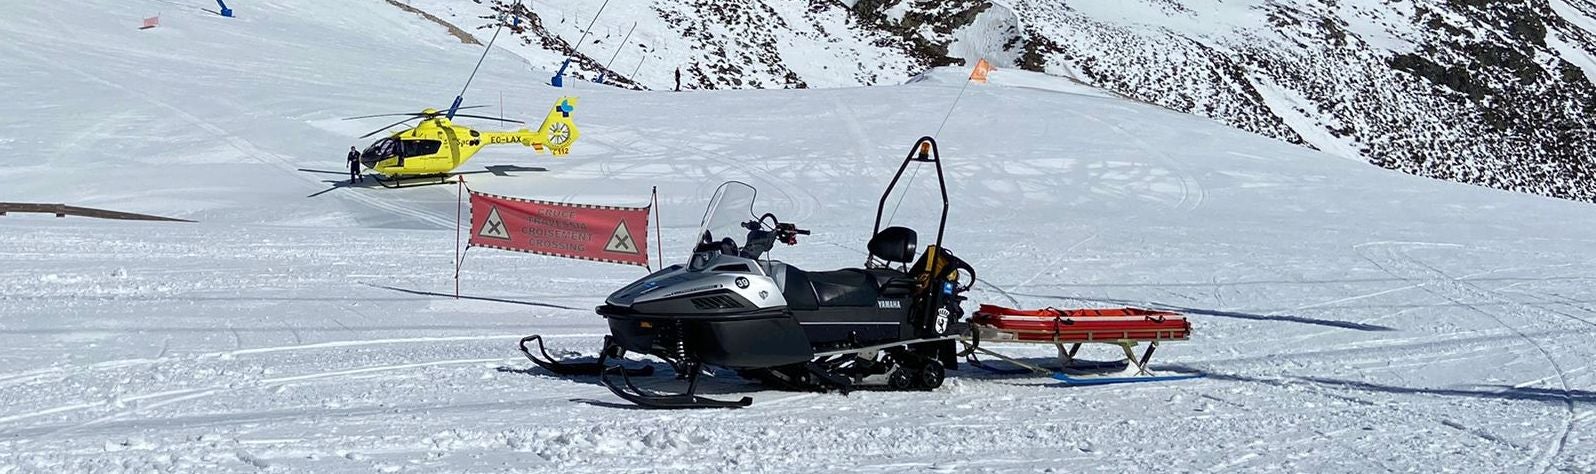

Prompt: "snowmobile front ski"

[600,362,752,409]
[518,335,653,377]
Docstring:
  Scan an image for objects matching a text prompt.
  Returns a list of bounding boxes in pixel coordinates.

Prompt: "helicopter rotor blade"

[360,117,421,139]
[449,113,526,124]
[344,105,487,121]
[344,112,425,121]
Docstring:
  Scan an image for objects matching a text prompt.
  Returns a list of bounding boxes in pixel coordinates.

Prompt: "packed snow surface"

[3,1,1595,472]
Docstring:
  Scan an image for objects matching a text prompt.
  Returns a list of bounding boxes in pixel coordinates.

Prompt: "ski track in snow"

[1060,104,1206,213]
[3,2,1596,471]
[1355,242,1580,472]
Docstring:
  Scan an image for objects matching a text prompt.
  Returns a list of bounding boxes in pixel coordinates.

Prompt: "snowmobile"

[521,137,976,409]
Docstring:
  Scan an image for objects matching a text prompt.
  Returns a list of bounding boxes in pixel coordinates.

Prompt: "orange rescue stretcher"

[958,304,1201,385]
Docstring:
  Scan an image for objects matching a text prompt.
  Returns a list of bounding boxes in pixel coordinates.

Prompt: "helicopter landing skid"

[374,174,454,189]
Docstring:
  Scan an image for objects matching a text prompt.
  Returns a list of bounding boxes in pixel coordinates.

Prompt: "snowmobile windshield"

[690,181,764,266]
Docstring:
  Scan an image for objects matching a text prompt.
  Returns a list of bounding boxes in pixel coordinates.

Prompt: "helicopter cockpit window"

[400,140,443,158]
[363,138,397,159]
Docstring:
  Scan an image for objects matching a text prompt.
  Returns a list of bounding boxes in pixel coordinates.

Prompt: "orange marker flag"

[969,58,995,84]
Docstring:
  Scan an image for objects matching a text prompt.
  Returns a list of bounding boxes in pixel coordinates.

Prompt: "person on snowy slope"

[346,146,361,183]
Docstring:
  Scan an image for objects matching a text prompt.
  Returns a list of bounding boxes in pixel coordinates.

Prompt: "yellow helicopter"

[346,97,581,187]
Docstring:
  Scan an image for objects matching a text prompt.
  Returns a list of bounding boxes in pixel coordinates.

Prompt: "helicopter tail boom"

[479,130,542,149]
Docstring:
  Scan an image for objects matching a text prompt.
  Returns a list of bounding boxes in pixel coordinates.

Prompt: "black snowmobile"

[521,137,975,409]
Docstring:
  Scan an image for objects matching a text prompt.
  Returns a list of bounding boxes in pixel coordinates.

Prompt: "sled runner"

[960,304,1201,385]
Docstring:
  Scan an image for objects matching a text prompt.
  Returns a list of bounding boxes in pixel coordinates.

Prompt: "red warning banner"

[468,190,650,268]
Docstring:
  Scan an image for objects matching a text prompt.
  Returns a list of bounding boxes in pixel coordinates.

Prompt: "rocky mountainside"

[999,0,1596,203]
[411,0,1596,203]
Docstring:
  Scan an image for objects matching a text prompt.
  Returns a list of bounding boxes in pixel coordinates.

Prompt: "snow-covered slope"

[407,0,1596,204]
[3,1,1596,472]
[401,0,931,90]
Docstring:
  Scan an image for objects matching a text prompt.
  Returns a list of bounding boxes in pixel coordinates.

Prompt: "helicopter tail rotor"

[534,96,581,155]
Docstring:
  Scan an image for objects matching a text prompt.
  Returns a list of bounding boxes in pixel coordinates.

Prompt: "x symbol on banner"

[487,220,504,235]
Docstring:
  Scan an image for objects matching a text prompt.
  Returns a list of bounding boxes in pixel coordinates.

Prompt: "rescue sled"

[959,304,1202,385]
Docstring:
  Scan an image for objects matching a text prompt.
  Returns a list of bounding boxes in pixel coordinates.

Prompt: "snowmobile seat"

[867,268,916,298]
[805,269,880,307]
[868,227,918,263]
[780,269,821,311]
[781,266,915,309]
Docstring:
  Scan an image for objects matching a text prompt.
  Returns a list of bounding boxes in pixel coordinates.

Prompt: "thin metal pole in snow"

[651,186,663,271]
[454,177,464,299]
[567,0,612,67]
[629,55,647,85]
[601,22,638,77]
[934,73,977,138]
[451,0,521,118]
[886,66,979,227]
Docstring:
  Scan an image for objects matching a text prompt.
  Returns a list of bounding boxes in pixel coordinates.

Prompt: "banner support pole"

[455,177,465,299]
[651,186,663,271]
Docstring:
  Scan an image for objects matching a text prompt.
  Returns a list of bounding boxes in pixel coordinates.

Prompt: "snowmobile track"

[3,356,521,437]
[1062,107,1206,213]
[1355,242,1577,472]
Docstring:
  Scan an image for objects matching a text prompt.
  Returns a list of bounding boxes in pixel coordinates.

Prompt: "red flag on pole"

[467,190,651,268]
[969,58,994,84]
[140,15,160,30]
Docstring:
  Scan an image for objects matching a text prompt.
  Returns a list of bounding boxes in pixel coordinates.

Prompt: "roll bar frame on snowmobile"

[873,136,950,266]
[870,136,975,286]
[870,136,974,344]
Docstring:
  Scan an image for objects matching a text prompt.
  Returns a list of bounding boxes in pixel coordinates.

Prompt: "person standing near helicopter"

[346,146,362,183]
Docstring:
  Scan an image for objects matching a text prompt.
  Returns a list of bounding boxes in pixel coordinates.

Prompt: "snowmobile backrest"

[868,226,918,263]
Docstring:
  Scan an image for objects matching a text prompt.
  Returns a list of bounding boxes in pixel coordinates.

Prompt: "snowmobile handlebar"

[743,214,809,245]
[774,223,809,245]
